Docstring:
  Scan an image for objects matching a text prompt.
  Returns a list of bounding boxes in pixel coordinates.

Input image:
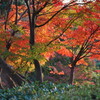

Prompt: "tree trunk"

[29,14,43,82]
[24,0,43,83]
[34,59,43,83]
[0,57,30,89]
[69,66,75,85]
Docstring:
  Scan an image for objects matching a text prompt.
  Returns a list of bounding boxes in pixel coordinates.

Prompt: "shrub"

[0,78,100,100]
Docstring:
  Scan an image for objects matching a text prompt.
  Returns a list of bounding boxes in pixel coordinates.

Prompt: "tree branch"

[36,1,76,27]
[36,2,48,15]
[46,16,80,46]
[24,0,32,25]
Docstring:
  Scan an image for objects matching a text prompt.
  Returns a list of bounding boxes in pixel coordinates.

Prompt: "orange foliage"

[8,11,20,22]
[0,0,100,67]
[77,59,88,66]
[57,46,73,57]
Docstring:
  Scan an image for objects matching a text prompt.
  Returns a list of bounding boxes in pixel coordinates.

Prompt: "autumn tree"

[0,0,98,88]
[0,0,79,84]
[56,1,100,84]
[22,0,87,82]
[68,25,100,84]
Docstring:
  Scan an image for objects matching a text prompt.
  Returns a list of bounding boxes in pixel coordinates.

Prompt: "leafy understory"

[0,75,100,100]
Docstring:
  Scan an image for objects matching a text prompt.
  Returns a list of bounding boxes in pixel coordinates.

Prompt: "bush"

[0,79,100,100]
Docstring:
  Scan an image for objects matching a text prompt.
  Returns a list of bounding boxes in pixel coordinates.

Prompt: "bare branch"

[36,2,48,15]
[24,0,32,25]
[15,0,18,24]
[4,0,13,30]
[75,26,100,61]
[36,1,76,27]
[17,9,28,22]
[46,16,80,46]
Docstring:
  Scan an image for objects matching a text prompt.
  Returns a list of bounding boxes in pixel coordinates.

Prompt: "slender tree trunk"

[29,24,43,82]
[69,65,75,85]
[30,17,35,46]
